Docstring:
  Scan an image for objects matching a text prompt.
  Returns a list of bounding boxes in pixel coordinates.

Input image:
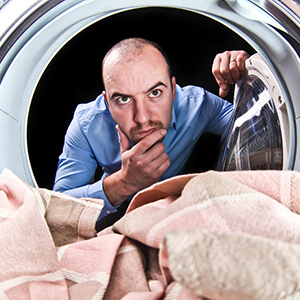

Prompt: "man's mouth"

[129,120,165,143]
[137,128,158,137]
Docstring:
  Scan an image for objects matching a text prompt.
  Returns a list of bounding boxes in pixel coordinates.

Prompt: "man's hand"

[117,125,170,194]
[212,50,250,98]
[103,125,170,206]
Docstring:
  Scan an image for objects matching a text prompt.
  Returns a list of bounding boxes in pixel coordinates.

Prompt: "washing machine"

[0,0,299,188]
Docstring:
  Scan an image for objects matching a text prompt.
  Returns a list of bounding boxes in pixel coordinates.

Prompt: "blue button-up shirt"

[53,85,232,218]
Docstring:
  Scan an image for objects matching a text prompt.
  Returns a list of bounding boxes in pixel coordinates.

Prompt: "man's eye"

[117,96,131,104]
[149,89,162,98]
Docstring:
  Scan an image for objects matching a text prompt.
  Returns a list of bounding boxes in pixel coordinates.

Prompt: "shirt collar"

[170,103,177,130]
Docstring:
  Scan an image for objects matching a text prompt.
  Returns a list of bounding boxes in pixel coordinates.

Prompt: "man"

[53,38,249,226]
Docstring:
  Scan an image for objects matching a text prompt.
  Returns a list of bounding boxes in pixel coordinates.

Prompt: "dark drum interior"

[28,7,255,189]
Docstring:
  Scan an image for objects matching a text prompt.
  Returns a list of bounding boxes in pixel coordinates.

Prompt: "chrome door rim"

[0,0,299,185]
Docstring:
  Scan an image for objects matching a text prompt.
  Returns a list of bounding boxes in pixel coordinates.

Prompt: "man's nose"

[134,98,151,124]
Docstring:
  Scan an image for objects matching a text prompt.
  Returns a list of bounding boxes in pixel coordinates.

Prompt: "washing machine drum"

[0,0,299,186]
[219,53,290,171]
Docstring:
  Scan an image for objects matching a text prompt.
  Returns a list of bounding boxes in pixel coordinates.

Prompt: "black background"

[28,7,255,189]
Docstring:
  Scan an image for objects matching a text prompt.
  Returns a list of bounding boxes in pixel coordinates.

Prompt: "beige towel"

[1,168,300,299]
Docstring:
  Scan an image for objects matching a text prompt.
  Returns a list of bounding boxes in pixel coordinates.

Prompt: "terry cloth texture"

[1,168,300,299]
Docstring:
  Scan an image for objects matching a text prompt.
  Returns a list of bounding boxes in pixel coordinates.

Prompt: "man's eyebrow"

[145,81,167,93]
[110,92,131,99]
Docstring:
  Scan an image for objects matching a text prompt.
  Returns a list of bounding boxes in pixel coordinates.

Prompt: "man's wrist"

[102,171,133,207]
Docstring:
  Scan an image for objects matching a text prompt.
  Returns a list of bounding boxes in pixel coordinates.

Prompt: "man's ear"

[171,76,176,102]
[102,91,109,107]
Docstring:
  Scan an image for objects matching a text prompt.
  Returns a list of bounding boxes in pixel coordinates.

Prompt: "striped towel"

[1,168,300,299]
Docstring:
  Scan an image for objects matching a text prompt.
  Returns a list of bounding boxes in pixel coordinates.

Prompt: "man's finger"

[229,60,242,82]
[155,153,171,175]
[236,51,250,77]
[212,55,229,97]
[219,53,235,84]
[134,129,167,155]
[219,85,230,98]
[116,125,131,153]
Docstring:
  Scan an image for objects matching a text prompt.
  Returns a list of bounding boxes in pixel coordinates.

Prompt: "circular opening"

[28,7,255,189]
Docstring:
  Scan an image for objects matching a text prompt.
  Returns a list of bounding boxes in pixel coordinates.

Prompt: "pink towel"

[1,168,300,299]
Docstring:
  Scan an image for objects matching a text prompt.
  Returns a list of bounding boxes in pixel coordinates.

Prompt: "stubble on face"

[129,120,165,144]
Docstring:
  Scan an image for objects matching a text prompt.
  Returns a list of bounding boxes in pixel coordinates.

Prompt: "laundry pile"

[0,167,300,299]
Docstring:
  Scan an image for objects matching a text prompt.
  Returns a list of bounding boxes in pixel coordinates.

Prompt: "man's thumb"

[116,125,131,153]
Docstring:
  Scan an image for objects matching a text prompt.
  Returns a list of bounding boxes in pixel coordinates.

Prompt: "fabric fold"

[1,168,300,299]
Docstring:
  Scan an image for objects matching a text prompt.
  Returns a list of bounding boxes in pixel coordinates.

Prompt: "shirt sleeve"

[53,107,118,218]
[201,90,233,135]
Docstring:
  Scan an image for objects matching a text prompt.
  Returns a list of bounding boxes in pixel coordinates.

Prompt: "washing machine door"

[218,53,290,171]
[0,0,299,186]
[218,0,300,172]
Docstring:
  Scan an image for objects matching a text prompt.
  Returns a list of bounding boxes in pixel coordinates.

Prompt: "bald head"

[102,38,172,83]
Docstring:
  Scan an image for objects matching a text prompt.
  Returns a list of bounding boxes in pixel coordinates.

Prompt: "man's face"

[103,46,176,144]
